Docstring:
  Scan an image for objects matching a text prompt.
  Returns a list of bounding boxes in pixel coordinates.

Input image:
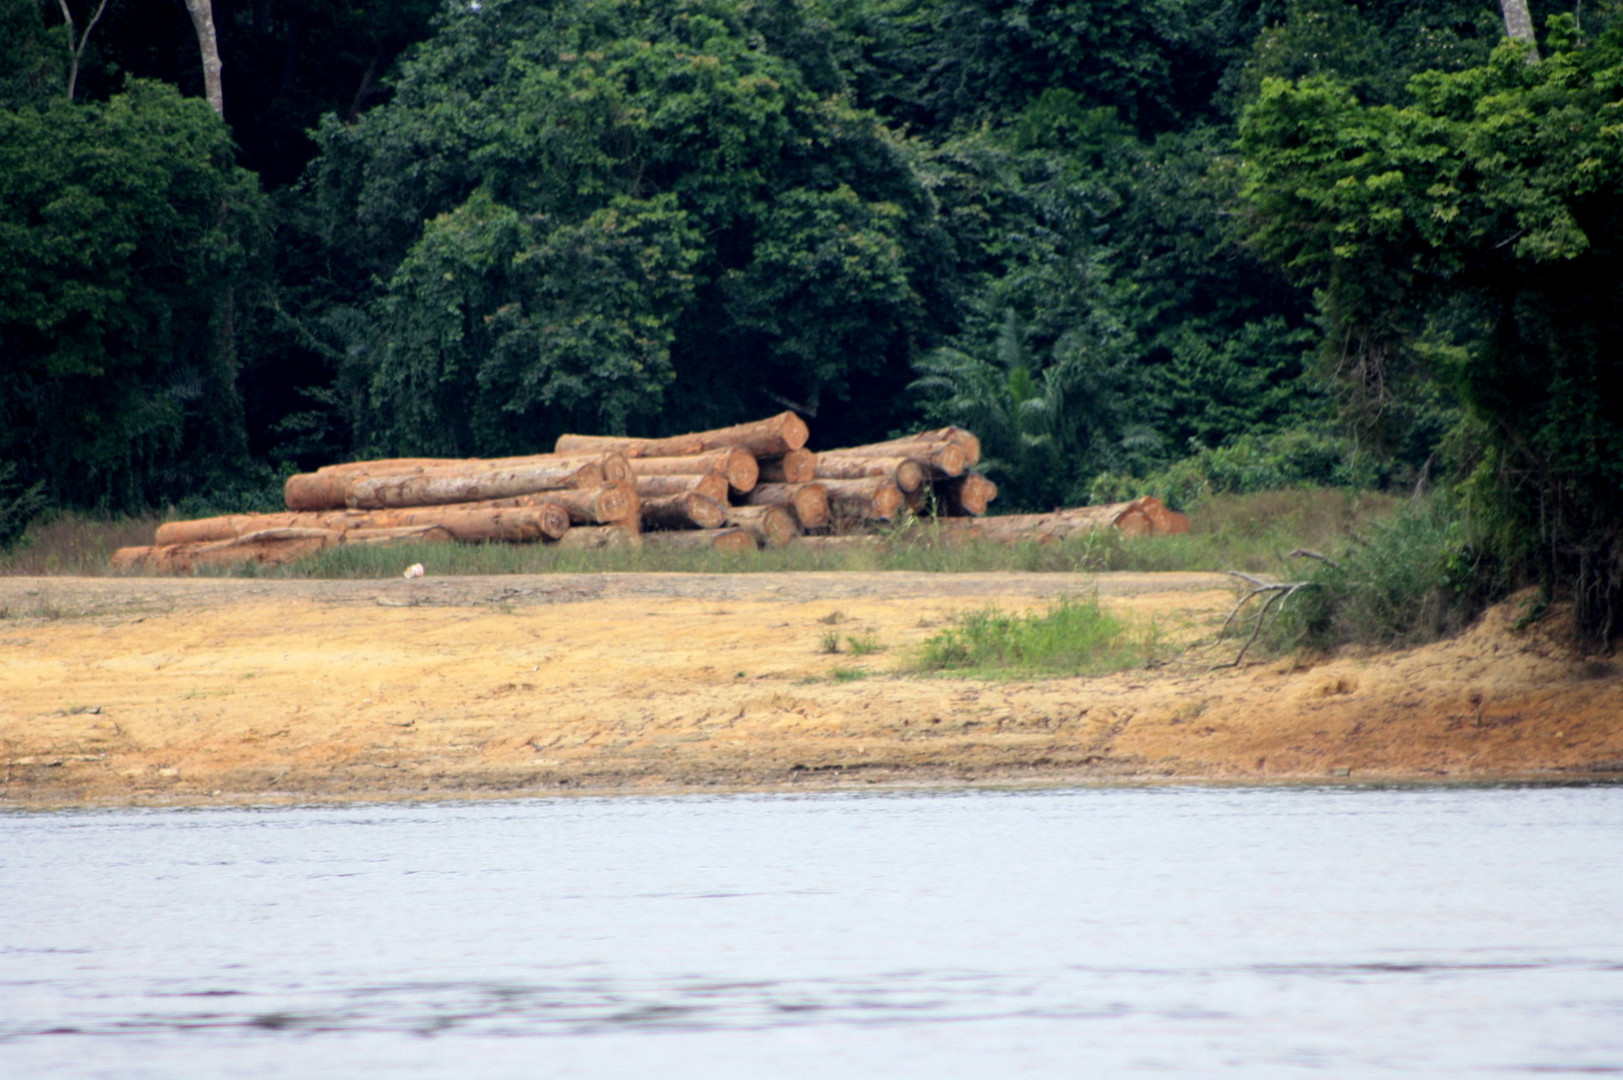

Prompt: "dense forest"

[3,0,1621,640]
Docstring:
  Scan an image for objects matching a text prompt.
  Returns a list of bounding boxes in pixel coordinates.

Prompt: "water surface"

[3,785,1620,1077]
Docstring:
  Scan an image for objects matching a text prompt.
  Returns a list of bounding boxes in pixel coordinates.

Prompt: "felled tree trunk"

[154,504,571,545]
[757,449,817,485]
[724,505,799,548]
[937,473,998,516]
[542,484,640,526]
[641,528,757,552]
[744,482,829,530]
[284,453,629,511]
[818,442,966,479]
[553,525,642,549]
[812,455,927,492]
[821,477,905,522]
[828,427,979,468]
[641,492,727,531]
[554,411,809,459]
[632,473,730,502]
[628,449,758,494]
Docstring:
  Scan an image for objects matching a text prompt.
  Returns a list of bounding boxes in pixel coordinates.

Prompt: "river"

[2,785,1620,1077]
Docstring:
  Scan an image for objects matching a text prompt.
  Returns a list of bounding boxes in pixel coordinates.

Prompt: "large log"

[818,441,966,479]
[542,484,640,526]
[553,525,642,549]
[937,472,998,516]
[344,455,624,510]
[641,527,757,552]
[155,503,571,546]
[628,448,758,494]
[641,492,727,531]
[826,427,979,468]
[113,524,456,575]
[554,411,809,459]
[284,453,629,511]
[744,482,829,530]
[757,448,817,485]
[632,473,730,502]
[812,455,927,493]
[820,477,905,523]
[724,504,799,549]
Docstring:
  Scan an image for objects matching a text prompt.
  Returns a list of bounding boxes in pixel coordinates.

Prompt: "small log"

[938,472,998,516]
[628,448,758,494]
[758,448,817,485]
[820,477,905,522]
[818,442,966,479]
[554,411,809,459]
[745,482,829,530]
[552,525,642,549]
[633,473,730,502]
[641,492,727,531]
[337,525,455,546]
[812,455,927,493]
[945,502,1164,544]
[641,527,757,552]
[542,484,640,526]
[724,504,799,549]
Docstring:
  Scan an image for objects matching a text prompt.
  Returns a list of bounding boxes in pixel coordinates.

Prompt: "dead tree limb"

[1213,571,1316,669]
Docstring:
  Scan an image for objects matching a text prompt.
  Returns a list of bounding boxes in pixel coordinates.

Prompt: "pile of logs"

[111,412,1186,573]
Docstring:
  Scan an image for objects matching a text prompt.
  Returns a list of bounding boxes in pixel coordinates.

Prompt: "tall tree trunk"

[182,0,225,116]
[1499,0,1539,59]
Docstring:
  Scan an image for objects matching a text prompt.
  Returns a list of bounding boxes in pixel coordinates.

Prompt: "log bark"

[542,484,640,526]
[758,449,817,485]
[744,482,829,530]
[633,473,730,502]
[812,455,927,493]
[942,502,1164,544]
[641,492,728,531]
[818,442,966,479]
[628,448,758,494]
[820,477,905,523]
[554,411,809,459]
[826,427,979,468]
[553,525,642,549]
[724,505,799,549]
[641,528,757,552]
[937,472,998,516]
[342,456,621,510]
[286,453,628,510]
[155,504,570,545]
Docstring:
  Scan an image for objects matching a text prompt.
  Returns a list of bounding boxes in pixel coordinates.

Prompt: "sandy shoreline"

[3,571,1621,808]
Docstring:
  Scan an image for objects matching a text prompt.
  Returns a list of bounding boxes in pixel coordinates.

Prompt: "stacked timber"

[111,413,1189,574]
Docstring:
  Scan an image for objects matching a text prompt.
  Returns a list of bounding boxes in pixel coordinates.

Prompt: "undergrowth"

[912,594,1163,677]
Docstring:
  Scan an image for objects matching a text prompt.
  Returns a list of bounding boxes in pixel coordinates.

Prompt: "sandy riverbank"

[2,571,1620,807]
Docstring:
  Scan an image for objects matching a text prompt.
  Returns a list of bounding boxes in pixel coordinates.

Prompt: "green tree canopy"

[1241,16,1623,640]
[0,79,264,511]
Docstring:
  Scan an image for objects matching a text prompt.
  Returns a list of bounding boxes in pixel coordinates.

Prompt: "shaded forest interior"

[4,0,1622,641]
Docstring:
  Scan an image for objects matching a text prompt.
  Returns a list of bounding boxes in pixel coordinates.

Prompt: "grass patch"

[912,594,1162,677]
[0,511,166,575]
[843,632,884,656]
[829,665,871,682]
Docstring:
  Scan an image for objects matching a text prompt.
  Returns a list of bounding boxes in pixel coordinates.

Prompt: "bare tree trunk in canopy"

[1499,0,1539,58]
[54,0,111,102]
[182,0,225,115]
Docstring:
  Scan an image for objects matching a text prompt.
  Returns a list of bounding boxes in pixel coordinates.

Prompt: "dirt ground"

[2,570,1620,807]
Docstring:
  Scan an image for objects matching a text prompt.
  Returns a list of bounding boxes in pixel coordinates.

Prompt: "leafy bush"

[1279,497,1510,650]
[1090,427,1380,509]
